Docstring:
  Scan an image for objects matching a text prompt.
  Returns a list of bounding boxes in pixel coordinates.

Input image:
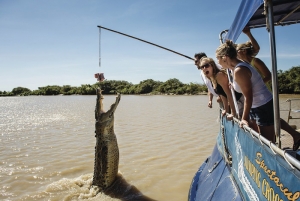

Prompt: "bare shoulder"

[215,71,227,81]
[253,57,266,66]
[235,65,251,78]
[216,71,226,78]
[216,71,229,85]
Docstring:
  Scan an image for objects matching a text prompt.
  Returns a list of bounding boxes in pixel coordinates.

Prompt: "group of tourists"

[195,27,300,151]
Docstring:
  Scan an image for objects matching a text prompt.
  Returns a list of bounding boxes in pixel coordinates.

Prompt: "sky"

[1,0,300,91]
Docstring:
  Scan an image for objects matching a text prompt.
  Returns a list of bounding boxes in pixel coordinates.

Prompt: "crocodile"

[92,88,157,201]
[92,88,121,190]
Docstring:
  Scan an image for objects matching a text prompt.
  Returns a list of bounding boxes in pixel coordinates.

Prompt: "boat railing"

[223,113,300,170]
[284,98,300,125]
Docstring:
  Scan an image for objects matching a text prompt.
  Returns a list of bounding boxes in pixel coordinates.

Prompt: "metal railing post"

[267,0,281,148]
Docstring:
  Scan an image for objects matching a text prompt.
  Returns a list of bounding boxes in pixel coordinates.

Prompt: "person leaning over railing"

[198,57,244,120]
[215,40,300,151]
[194,52,222,108]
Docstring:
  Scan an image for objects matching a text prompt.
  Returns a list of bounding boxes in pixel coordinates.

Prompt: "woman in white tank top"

[215,40,300,150]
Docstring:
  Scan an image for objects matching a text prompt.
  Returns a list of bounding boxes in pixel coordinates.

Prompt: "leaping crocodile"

[92,88,121,190]
[92,88,157,201]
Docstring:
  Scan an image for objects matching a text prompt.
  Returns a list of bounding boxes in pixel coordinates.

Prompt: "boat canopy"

[225,0,300,42]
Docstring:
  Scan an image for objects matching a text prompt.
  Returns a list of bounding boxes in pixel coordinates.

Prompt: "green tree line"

[1,66,299,96]
[0,78,207,96]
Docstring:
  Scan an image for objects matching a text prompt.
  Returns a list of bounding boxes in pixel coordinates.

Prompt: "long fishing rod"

[97,25,194,61]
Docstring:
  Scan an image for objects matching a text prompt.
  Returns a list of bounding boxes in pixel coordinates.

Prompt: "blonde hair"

[200,57,226,88]
[236,41,255,57]
[236,41,251,50]
[216,40,237,59]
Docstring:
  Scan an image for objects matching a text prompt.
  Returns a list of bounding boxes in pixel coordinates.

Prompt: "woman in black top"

[199,57,244,119]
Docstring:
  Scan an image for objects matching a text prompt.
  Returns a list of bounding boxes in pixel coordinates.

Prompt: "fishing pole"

[97,25,194,61]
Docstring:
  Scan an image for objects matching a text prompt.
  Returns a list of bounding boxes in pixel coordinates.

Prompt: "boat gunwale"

[227,113,300,170]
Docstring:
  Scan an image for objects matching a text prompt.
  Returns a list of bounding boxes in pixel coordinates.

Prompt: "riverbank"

[2,93,300,97]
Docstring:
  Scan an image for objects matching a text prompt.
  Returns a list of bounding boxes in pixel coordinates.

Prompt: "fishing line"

[95,28,105,82]
[99,28,101,68]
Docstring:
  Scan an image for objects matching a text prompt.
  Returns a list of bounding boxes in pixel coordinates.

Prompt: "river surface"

[1,94,300,201]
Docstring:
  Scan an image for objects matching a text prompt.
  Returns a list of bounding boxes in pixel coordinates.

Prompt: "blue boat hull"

[189,117,300,201]
[188,144,243,201]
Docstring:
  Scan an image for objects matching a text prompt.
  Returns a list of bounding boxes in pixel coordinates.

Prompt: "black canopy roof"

[248,0,300,28]
[225,0,300,41]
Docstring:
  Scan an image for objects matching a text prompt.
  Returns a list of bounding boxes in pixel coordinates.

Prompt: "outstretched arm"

[208,91,213,108]
[220,95,229,117]
[216,72,237,117]
[243,26,260,56]
[234,66,253,127]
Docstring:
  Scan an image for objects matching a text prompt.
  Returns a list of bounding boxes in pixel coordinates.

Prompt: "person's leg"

[249,119,259,132]
[251,100,275,142]
[258,125,275,143]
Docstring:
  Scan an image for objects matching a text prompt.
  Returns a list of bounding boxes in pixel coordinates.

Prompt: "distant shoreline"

[1,93,300,97]
[0,93,209,97]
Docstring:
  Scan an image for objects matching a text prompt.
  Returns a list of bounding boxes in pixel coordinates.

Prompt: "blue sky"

[1,0,299,91]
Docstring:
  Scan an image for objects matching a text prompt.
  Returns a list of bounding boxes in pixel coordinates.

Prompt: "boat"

[188,0,300,201]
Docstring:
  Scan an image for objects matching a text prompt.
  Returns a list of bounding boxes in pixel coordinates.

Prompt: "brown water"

[1,95,300,201]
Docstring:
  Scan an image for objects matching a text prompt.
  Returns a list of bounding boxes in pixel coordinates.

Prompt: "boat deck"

[280,98,300,154]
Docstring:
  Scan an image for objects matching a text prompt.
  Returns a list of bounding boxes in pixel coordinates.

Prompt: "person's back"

[233,61,272,108]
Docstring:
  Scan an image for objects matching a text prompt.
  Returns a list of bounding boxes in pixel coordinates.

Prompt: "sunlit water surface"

[1,95,299,201]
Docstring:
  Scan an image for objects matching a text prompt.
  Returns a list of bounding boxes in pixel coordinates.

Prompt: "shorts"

[250,99,274,126]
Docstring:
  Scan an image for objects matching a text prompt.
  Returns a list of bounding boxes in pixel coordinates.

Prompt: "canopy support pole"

[267,0,281,147]
[219,30,240,119]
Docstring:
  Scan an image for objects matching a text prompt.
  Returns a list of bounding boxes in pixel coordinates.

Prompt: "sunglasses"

[199,63,211,70]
